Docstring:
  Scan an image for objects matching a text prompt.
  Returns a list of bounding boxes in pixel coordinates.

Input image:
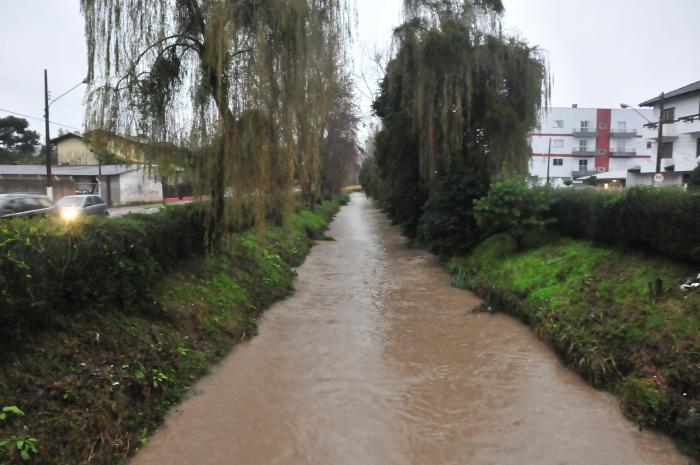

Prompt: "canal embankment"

[448,232,700,460]
[0,197,345,465]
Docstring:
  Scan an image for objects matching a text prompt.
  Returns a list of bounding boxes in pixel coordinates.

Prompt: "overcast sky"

[1,0,698,143]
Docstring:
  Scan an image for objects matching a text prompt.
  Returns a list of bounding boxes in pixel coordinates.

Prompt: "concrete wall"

[57,138,99,165]
[116,169,163,205]
[0,178,76,199]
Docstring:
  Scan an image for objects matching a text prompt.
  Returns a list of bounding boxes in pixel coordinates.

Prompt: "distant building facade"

[52,133,100,165]
[529,106,654,187]
[633,80,700,186]
[0,165,163,206]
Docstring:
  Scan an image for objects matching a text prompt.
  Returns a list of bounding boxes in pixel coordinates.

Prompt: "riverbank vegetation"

[0,197,345,464]
[447,233,700,459]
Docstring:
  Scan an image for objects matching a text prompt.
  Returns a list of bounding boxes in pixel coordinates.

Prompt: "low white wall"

[116,169,163,205]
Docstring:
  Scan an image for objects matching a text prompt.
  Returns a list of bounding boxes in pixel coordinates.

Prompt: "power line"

[0,107,81,131]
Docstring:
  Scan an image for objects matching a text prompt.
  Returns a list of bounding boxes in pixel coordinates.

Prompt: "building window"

[579,159,588,170]
[598,149,606,155]
[696,138,700,157]
[661,142,674,159]
[661,107,675,122]
[553,158,563,166]
[580,121,589,129]
[617,121,627,131]
[552,139,564,148]
[647,141,653,149]
[553,120,564,128]
[599,122,607,129]
[616,141,626,152]
[579,140,588,150]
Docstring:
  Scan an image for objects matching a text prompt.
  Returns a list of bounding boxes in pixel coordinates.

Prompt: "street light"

[43,71,88,200]
[620,103,652,123]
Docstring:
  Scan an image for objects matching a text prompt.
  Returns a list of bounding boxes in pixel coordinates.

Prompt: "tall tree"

[81,0,353,241]
[368,0,548,248]
[0,116,40,153]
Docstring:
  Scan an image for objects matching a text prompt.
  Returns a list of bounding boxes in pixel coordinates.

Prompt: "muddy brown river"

[131,193,689,465]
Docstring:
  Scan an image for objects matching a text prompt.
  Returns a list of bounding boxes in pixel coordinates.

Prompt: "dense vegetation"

[448,234,700,459]
[81,0,358,240]
[548,187,700,264]
[0,197,345,464]
[361,0,547,253]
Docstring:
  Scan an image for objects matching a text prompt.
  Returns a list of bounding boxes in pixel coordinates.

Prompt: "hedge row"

[548,188,700,263]
[0,205,208,340]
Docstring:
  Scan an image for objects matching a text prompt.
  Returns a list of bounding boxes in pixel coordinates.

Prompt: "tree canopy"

[0,116,41,165]
[81,0,357,241]
[363,0,548,250]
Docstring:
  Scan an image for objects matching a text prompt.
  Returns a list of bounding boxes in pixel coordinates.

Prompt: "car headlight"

[60,207,79,222]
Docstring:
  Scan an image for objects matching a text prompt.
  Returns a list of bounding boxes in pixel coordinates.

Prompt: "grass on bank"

[448,233,700,459]
[0,196,346,465]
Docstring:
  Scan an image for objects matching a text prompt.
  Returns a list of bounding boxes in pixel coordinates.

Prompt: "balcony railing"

[610,128,638,138]
[572,170,597,178]
[572,127,597,137]
[610,148,637,157]
[572,148,596,156]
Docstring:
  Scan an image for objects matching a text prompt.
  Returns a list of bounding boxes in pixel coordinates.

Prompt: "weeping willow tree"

[367,0,548,252]
[81,0,354,243]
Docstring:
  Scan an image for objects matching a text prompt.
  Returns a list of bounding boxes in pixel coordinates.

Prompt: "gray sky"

[1,0,699,143]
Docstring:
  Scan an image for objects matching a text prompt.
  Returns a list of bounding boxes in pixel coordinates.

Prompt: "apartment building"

[633,81,700,186]
[529,107,654,187]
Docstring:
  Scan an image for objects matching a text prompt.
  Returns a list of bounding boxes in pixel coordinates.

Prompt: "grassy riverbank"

[0,197,345,465]
[448,234,700,459]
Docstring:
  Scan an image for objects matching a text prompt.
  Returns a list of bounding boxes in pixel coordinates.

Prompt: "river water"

[131,193,689,465]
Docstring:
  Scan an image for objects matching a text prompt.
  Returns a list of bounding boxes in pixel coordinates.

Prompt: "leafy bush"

[548,187,700,263]
[473,177,552,249]
[0,205,207,341]
[416,165,488,257]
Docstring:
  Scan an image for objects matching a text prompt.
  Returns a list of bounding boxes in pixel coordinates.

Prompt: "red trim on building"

[529,133,574,137]
[595,109,611,170]
[531,153,651,159]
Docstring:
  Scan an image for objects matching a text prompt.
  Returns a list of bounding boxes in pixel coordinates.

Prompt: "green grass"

[0,196,345,465]
[448,233,700,459]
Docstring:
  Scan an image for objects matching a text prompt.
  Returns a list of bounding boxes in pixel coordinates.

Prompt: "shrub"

[473,177,552,249]
[0,205,207,341]
[548,187,700,263]
[416,166,488,257]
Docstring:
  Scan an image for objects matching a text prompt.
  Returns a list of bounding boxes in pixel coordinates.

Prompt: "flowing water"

[131,193,689,465]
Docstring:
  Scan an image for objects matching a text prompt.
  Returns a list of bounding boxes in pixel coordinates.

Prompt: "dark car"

[55,195,109,220]
[0,193,54,219]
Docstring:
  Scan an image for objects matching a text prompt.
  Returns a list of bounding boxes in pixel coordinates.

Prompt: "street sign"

[653,173,664,184]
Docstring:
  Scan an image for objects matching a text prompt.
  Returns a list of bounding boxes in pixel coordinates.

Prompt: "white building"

[632,81,700,187]
[529,106,654,187]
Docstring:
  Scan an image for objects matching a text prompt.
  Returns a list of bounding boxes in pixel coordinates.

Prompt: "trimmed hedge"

[549,187,700,263]
[0,205,207,340]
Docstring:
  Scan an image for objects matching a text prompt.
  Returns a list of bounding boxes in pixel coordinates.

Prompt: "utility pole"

[655,92,665,183]
[545,138,552,185]
[43,69,53,200]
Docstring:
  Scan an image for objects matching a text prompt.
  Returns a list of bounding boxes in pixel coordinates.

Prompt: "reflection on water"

[131,193,688,465]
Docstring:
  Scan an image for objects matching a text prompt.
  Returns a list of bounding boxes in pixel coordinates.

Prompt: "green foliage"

[0,204,207,342]
[0,116,39,153]
[548,187,700,263]
[416,161,488,256]
[474,177,552,248]
[449,235,700,458]
[688,164,700,189]
[369,1,547,241]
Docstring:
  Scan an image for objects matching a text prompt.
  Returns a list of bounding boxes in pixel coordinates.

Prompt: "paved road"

[130,193,689,465]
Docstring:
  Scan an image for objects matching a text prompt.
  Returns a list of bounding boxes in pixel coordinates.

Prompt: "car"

[0,193,54,219]
[55,195,109,221]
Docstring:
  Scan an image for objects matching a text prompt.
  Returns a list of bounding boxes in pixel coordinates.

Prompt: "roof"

[0,164,145,176]
[639,80,700,107]
[50,133,84,144]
